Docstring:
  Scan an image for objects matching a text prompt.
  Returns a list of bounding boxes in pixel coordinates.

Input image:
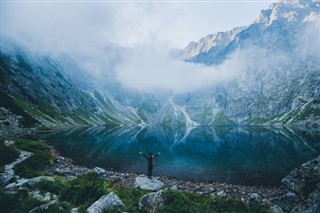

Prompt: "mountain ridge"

[0,0,319,136]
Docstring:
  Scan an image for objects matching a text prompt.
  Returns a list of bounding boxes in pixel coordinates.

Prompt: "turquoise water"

[40,126,320,186]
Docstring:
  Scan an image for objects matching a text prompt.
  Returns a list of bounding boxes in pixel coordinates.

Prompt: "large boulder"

[134,176,164,191]
[279,155,320,212]
[87,192,124,213]
[139,190,164,213]
[281,155,320,199]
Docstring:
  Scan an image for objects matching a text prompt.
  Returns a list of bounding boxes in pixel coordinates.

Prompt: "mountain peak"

[278,0,320,8]
[255,0,319,26]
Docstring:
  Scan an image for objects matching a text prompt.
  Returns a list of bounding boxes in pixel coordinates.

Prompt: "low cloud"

[115,45,248,94]
[298,13,320,57]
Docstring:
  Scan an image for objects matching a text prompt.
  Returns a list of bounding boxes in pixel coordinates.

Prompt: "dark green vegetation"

[0,139,269,212]
[0,139,55,177]
[158,190,268,213]
[0,90,39,128]
[0,187,70,213]
[0,140,20,173]
[113,185,149,212]
[13,140,55,178]
[33,172,110,212]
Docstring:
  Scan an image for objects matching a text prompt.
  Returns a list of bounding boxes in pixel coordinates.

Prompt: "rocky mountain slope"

[0,45,141,134]
[171,0,320,128]
[1,0,319,135]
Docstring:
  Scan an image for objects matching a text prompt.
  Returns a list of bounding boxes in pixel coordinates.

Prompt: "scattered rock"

[45,153,90,179]
[134,176,165,191]
[5,176,54,189]
[247,193,263,203]
[0,108,27,137]
[29,191,56,202]
[87,192,124,213]
[139,190,164,213]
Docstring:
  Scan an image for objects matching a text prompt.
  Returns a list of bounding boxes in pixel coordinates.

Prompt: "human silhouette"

[139,152,160,178]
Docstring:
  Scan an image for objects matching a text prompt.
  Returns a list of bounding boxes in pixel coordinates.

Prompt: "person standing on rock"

[139,152,160,178]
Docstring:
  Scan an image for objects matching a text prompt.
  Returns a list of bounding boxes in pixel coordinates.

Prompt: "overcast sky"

[1,0,278,93]
[2,1,275,49]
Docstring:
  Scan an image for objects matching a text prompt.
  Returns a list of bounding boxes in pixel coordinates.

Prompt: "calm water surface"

[38,125,320,186]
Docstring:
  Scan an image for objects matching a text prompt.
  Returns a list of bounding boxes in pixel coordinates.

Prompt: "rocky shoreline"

[46,147,283,206]
[47,147,286,199]
[46,146,320,212]
[1,139,319,212]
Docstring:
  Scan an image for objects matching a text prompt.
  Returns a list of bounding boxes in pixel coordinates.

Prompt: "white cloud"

[2,1,272,49]
[115,45,248,93]
[1,1,278,94]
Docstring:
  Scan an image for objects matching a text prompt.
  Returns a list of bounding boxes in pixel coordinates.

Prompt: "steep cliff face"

[178,26,246,64]
[0,46,140,131]
[173,0,320,127]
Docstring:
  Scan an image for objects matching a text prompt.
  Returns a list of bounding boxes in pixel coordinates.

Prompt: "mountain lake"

[33,125,320,186]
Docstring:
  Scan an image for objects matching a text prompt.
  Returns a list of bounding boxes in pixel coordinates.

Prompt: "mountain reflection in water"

[39,125,320,186]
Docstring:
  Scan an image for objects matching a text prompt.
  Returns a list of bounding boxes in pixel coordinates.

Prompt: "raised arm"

[154,152,161,158]
[139,152,148,158]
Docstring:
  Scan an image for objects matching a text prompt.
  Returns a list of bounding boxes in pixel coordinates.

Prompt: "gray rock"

[139,190,164,213]
[70,207,79,213]
[5,176,54,189]
[93,167,108,180]
[268,205,283,213]
[290,202,316,213]
[271,192,299,212]
[4,140,14,146]
[134,176,164,191]
[248,193,263,203]
[87,192,124,213]
[170,185,178,190]
[29,191,56,202]
[281,156,320,199]
[0,108,6,120]
[279,156,320,212]
[216,190,226,197]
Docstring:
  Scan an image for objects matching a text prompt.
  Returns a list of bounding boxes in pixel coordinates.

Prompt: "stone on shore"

[93,167,108,180]
[87,192,124,213]
[281,155,320,199]
[134,176,164,191]
[279,155,320,212]
[139,190,164,213]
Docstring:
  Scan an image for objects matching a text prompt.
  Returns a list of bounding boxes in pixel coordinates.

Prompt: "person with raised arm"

[139,152,160,178]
